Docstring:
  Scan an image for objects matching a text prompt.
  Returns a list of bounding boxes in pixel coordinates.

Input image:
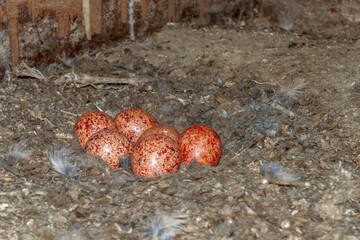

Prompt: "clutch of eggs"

[74,109,222,177]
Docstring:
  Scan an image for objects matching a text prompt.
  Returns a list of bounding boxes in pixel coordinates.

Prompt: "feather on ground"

[260,162,301,186]
[47,148,79,179]
[145,213,188,240]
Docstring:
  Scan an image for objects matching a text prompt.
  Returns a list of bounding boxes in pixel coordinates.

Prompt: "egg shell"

[114,108,159,144]
[178,124,222,166]
[137,124,180,144]
[74,111,117,148]
[85,129,134,169]
[131,134,181,178]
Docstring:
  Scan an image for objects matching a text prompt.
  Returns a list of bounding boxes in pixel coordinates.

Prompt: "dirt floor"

[0,16,359,240]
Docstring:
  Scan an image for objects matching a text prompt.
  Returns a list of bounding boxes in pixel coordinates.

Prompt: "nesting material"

[5,139,32,161]
[0,139,32,170]
[277,79,308,99]
[47,148,79,179]
[260,162,301,186]
[145,213,188,240]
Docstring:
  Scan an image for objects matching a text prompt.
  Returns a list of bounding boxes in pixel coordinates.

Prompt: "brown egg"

[85,129,134,169]
[131,134,181,178]
[137,124,180,144]
[74,111,117,148]
[178,124,222,166]
[114,108,158,144]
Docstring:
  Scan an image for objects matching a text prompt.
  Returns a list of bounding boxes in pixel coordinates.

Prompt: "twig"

[15,61,47,81]
[60,110,78,117]
[54,130,73,139]
[252,80,280,87]
[55,72,152,87]
[27,109,55,128]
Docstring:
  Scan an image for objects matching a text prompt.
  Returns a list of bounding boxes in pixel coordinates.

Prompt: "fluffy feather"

[6,139,32,160]
[145,214,188,240]
[0,139,32,170]
[278,79,307,99]
[277,10,294,31]
[47,148,79,179]
[260,162,300,186]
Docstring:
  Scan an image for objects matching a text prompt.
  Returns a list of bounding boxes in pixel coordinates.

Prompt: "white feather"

[260,162,300,185]
[6,139,32,160]
[278,79,307,99]
[145,214,188,240]
[47,148,79,178]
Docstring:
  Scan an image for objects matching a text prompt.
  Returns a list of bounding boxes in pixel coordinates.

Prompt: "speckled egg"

[131,134,181,178]
[85,129,134,169]
[137,124,180,144]
[74,111,117,148]
[114,108,158,144]
[178,124,222,166]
